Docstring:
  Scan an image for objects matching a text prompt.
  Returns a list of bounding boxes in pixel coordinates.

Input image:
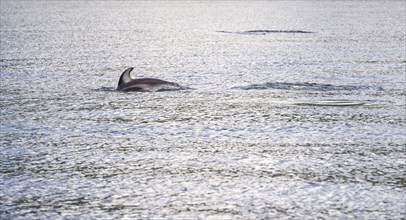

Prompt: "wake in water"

[293,100,369,107]
[218,30,314,35]
[232,82,383,92]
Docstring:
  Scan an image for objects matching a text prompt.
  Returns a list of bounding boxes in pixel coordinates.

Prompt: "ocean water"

[1,1,405,219]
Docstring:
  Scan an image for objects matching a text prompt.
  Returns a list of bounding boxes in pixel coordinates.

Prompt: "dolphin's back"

[118,78,179,92]
[131,78,175,85]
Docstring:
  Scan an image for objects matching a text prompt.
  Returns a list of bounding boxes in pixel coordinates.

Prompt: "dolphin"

[117,67,181,92]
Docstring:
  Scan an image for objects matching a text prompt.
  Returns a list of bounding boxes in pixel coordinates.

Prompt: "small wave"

[233,82,383,92]
[218,30,314,35]
[92,87,117,92]
[356,60,406,64]
[294,100,369,107]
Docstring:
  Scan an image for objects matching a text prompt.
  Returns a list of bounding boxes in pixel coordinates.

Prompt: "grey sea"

[1,1,405,219]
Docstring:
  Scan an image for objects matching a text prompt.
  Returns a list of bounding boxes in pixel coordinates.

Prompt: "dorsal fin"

[118,67,134,86]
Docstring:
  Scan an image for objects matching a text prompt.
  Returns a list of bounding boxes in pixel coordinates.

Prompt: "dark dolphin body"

[117,67,180,92]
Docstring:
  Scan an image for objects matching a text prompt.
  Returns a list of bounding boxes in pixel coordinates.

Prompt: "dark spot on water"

[245,30,314,34]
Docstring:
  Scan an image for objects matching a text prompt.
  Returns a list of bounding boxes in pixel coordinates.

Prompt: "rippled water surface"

[1,1,405,219]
